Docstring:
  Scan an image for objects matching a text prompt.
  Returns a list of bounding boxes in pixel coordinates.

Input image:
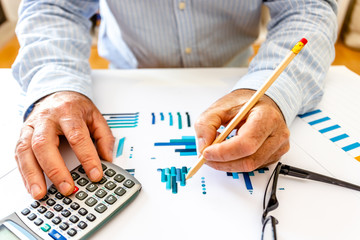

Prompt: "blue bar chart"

[154,136,197,156]
[299,109,360,162]
[151,112,191,129]
[227,167,269,194]
[103,112,139,128]
[157,167,189,194]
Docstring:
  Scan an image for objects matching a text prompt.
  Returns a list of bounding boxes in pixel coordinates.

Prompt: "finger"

[15,125,47,199]
[60,116,103,182]
[206,136,290,172]
[32,120,75,196]
[194,109,224,154]
[203,108,274,162]
[89,111,115,162]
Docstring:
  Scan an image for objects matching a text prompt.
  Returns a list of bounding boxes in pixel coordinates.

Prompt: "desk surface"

[1,66,360,240]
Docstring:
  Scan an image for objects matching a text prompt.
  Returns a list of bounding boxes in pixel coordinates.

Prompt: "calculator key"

[114,174,125,183]
[77,178,89,186]
[98,177,107,184]
[21,208,30,215]
[34,218,43,226]
[63,197,72,205]
[52,216,62,225]
[105,195,117,205]
[85,197,98,207]
[86,183,98,192]
[45,211,54,219]
[55,192,64,200]
[38,206,47,214]
[78,221,88,230]
[105,181,116,190]
[101,163,107,171]
[71,172,80,180]
[124,179,135,188]
[48,186,57,194]
[78,208,88,216]
[114,187,126,196]
[67,228,77,237]
[95,203,107,213]
[69,215,79,223]
[41,223,51,232]
[27,213,37,221]
[54,204,63,212]
[72,186,79,194]
[46,199,56,206]
[75,191,88,200]
[70,202,80,210]
[105,169,116,177]
[95,189,107,198]
[61,209,71,217]
[86,213,96,222]
[40,195,49,201]
[31,201,40,208]
[78,166,85,174]
[59,222,69,231]
[48,229,66,240]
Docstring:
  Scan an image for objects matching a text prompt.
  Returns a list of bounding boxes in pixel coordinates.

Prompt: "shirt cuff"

[232,70,302,126]
[22,65,92,121]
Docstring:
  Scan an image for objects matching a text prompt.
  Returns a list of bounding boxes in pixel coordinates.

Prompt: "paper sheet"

[1,67,360,239]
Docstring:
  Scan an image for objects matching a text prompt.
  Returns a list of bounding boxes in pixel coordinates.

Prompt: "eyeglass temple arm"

[280,164,360,192]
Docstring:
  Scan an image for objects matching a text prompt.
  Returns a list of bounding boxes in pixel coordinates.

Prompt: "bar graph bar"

[227,167,269,194]
[169,112,173,126]
[103,112,139,128]
[154,136,197,156]
[157,167,188,194]
[126,169,135,176]
[308,117,330,126]
[151,113,155,125]
[177,112,182,129]
[116,137,126,157]
[299,109,360,163]
[298,109,322,118]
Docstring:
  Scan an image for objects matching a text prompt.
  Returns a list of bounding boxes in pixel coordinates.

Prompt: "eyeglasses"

[261,162,360,240]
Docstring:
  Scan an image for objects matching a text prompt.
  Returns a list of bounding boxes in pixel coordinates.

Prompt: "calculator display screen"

[0,224,20,240]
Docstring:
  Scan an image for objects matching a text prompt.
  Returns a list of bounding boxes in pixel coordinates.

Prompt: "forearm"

[12,0,99,118]
[233,0,337,125]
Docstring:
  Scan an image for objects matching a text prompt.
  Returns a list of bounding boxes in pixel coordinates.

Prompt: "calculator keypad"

[18,161,141,239]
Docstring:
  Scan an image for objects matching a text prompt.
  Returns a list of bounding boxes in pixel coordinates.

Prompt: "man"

[12,0,337,200]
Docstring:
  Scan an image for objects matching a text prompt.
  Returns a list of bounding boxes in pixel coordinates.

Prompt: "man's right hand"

[15,91,115,200]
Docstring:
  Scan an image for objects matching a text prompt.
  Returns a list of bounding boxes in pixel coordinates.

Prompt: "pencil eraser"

[300,38,308,46]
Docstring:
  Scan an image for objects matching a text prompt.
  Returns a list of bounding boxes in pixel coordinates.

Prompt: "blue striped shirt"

[12,0,337,124]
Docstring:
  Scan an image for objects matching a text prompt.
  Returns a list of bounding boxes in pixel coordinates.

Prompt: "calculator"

[0,161,142,240]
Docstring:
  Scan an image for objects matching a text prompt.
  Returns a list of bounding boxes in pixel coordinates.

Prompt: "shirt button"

[185,47,192,54]
[178,2,186,10]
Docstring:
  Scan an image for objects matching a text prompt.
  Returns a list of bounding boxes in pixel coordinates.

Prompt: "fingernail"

[89,167,101,181]
[197,138,206,153]
[59,181,71,194]
[30,184,41,198]
[108,146,114,161]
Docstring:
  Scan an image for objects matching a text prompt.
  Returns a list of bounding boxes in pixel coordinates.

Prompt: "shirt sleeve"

[232,0,337,125]
[12,0,99,120]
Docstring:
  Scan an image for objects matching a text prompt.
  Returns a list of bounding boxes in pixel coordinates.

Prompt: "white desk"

[1,67,360,240]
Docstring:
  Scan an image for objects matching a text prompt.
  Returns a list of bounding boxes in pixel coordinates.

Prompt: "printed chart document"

[0,67,359,239]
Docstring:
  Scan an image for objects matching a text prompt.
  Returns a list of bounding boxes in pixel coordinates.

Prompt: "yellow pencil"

[186,38,308,180]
